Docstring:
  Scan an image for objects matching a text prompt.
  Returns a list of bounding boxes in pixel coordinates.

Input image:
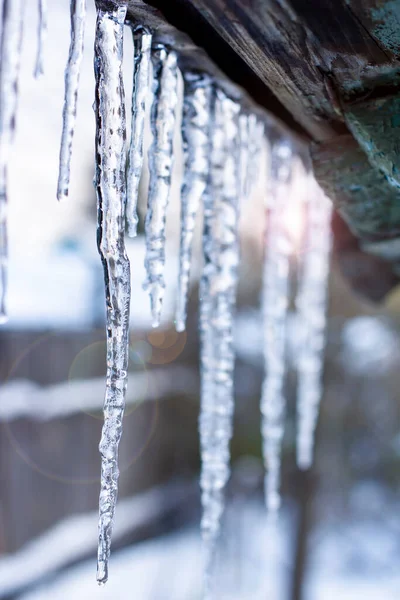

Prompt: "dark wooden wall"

[0,330,200,554]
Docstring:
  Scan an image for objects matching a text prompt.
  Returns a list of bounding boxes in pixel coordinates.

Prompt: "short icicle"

[126,26,152,237]
[34,0,47,78]
[295,174,332,470]
[261,139,293,513]
[57,0,86,201]
[175,71,212,333]
[144,43,179,328]
[93,4,130,585]
[0,0,26,324]
[199,87,241,599]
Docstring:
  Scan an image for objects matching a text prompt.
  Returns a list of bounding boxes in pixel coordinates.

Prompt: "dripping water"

[57,0,87,201]
[93,4,130,585]
[144,43,179,328]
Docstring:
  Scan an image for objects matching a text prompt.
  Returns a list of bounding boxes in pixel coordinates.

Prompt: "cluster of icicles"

[0,0,333,596]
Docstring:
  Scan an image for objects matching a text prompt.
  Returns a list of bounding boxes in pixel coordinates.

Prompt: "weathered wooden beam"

[345,94,400,186]
[95,0,400,297]
[145,0,400,142]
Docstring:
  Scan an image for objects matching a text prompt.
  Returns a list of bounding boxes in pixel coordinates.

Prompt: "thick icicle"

[261,140,293,513]
[126,27,152,237]
[144,44,179,327]
[34,0,47,78]
[175,71,212,333]
[93,4,130,585]
[57,0,86,201]
[295,175,332,470]
[199,88,240,599]
[0,0,25,324]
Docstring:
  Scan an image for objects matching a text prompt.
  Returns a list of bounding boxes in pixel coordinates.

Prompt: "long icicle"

[126,26,152,237]
[34,0,47,78]
[175,71,212,333]
[144,43,178,328]
[0,0,25,324]
[199,88,240,599]
[296,175,332,470]
[261,140,293,513]
[93,4,130,585]
[57,0,86,201]
[245,114,264,198]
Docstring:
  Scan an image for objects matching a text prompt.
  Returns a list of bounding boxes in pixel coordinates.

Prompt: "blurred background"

[2,2,400,599]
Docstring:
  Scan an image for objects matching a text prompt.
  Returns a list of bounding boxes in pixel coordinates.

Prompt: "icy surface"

[199,88,241,598]
[144,45,179,327]
[261,140,293,512]
[34,0,47,78]
[175,71,212,332]
[0,0,25,324]
[295,176,332,470]
[57,0,87,201]
[126,27,152,237]
[93,4,130,585]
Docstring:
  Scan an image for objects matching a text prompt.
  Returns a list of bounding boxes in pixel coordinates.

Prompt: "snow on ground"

[12,493,400,600]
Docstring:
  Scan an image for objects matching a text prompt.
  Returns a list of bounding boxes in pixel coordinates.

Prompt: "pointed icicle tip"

[175,319,185,333]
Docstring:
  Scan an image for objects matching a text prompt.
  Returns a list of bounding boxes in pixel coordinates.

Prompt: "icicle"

[34,0,47,78]
[245,114,264,198]
[93,4,130,585]
[126,27,152,237]
[175,71,212,333]
[295,175,332,470]
[0,0,25,324]
[144,44,178,328]
[57,0,86,201]
[261,139,293,513]
[238,113,249,200]
[199,87,240,599]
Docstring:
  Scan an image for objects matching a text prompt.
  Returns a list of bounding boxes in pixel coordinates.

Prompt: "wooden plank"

[142,0,400,141]
[347,0,400,59]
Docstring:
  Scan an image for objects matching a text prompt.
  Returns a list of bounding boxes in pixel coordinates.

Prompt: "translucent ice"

[93,4,130,585]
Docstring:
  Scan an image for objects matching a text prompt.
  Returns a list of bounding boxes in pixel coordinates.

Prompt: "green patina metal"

[345,95,400,186]
[371,0,400,56]
[312,135,400,243]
